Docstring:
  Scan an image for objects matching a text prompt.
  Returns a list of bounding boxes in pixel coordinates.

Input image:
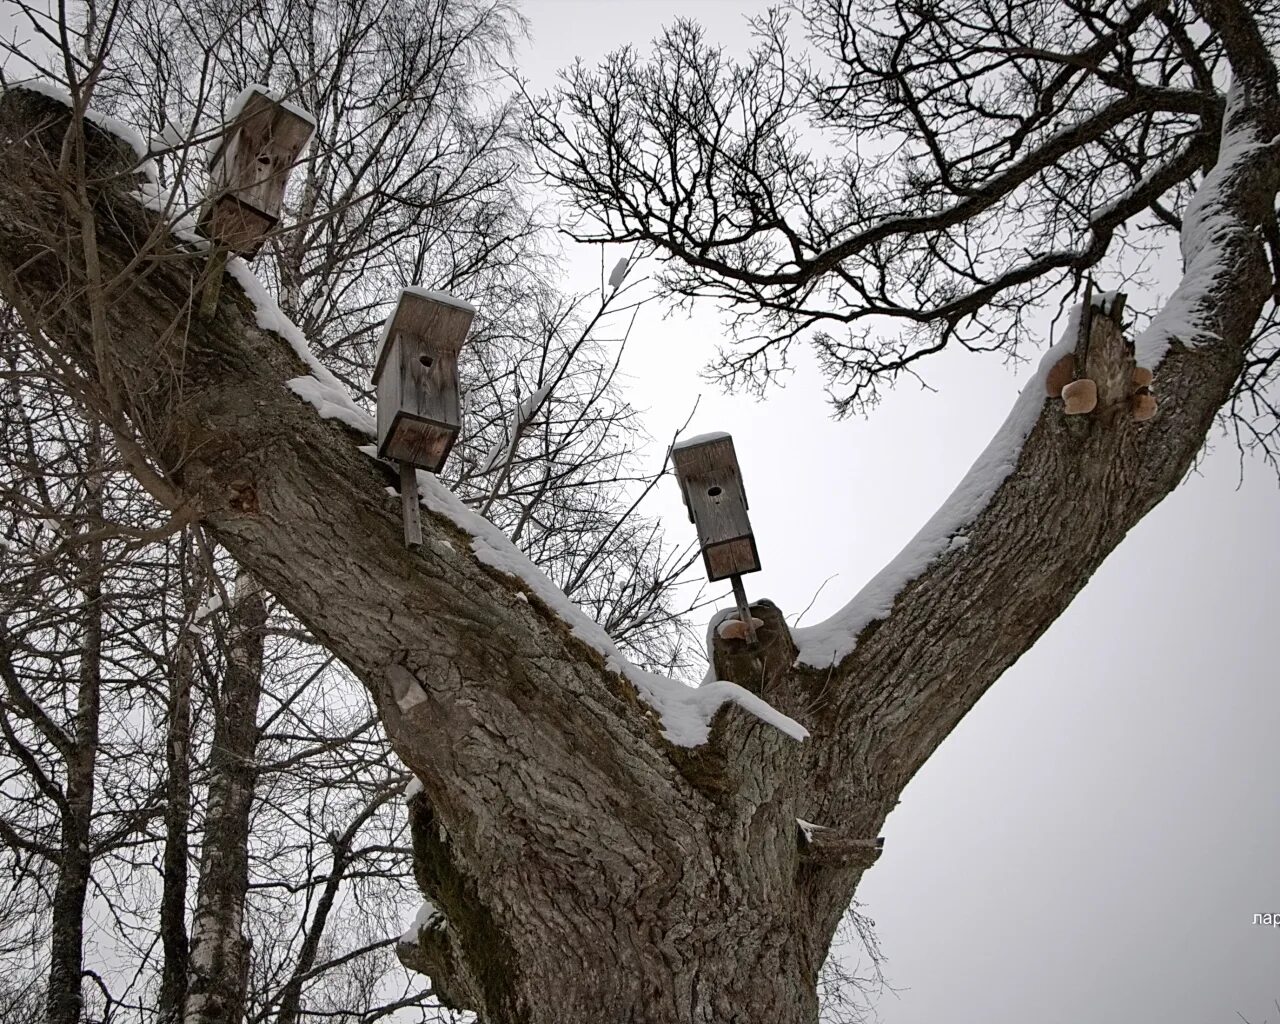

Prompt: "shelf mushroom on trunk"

[373,286,476,547]
[671,431,762,642]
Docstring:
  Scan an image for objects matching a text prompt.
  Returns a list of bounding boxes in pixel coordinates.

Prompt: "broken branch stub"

[1052,289,1156,423]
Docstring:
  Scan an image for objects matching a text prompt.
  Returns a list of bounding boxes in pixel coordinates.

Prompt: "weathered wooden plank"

[203,87,313,257]
[380,412,457,472]
[200,196,276,258]
[671,433,761,580]
[371,288,473,385]
[373,290,474,474]
[705,538,760,582]
[400,330,462,429]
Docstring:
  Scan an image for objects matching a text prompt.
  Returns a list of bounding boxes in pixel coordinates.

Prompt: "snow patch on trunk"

[137,180,205,243]
[796,818,824,842]
[400,899,445,943]
[388,664,429,713]
[360,443,808,746]
[287,375,374,435]
[631,673,807,746]
[224,260,378,440]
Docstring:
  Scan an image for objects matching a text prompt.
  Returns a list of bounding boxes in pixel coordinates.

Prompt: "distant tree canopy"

[530,0,1280,456]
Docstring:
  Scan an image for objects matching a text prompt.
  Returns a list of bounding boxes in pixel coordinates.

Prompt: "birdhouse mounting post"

[399,462,423,548]
[197,247,228,320]
[730,573,757,644]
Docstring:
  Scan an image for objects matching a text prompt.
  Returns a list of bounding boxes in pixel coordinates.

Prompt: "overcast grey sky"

[1,0,1272,1017]
[518,2,1280,1021]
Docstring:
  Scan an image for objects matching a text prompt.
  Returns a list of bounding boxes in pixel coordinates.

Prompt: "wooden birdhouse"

[373,287,474,475]
[671,432,761,582]
[202,85,314,257]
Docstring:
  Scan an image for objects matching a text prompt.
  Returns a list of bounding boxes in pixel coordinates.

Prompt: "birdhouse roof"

[372,286,476,384]
[208,84,315,168]
[672,430,731,452]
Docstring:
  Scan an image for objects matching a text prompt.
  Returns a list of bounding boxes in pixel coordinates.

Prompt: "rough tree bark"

[185,571,267,1024]
[0,3,1276,1018]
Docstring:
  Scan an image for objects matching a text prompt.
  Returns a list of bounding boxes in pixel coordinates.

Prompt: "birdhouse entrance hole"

[708,486,722,497]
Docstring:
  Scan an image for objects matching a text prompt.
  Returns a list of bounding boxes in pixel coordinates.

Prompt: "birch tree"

[1,0,1277,1021]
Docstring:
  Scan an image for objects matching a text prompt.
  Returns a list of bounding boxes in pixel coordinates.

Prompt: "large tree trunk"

[1,7,1276,1017]
[185,571,267,1024]
[46,424,104,1024]
[393,686,849,1023]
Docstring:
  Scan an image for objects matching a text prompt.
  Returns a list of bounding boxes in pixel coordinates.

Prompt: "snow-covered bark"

[1,19,1277,1016]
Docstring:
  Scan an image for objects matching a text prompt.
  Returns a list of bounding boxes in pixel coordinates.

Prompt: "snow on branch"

[791,76,1272,672]
[790,74,1276,671]
[362,440,807,746]
[479,379,555,473]
[192,179,806,749]
[399,899,445,944]
[791,310,1080,669]
[11,78,150,161]
[1134,80,1275,369]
